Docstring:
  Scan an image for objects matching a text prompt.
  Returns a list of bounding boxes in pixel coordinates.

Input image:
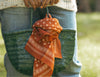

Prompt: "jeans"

[0,6,82,77]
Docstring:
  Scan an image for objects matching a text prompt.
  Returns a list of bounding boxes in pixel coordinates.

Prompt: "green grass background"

[0,13,100,77]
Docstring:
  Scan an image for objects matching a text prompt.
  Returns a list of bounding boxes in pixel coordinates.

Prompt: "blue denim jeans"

[0,6,82,77]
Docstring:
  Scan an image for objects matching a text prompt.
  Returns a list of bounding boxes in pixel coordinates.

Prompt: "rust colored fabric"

[25,14,63,77]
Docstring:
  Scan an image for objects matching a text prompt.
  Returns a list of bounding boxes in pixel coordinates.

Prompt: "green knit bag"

[3,29,75,76]
[3,30,34,75]
[53,29,76,76]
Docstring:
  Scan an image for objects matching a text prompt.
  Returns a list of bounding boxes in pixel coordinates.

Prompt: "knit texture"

[0,0,77,11]
[3,29,34,75]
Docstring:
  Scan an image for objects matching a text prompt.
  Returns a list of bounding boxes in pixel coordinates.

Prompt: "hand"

[24,0,41,9]
[41,0,50,8]
[24,0,59,9]
[54,0,59,4]
[41,0,59,8]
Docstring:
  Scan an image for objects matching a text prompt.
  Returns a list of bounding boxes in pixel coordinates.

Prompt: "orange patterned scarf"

[25,14,63,77]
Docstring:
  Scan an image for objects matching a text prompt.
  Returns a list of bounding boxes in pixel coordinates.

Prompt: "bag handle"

[45,7,52,18]
[46,7,49,16]
[45,13,52,18]
[31,9,33,27]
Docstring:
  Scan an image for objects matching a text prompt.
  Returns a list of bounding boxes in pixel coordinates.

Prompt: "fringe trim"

[0,0,77,11]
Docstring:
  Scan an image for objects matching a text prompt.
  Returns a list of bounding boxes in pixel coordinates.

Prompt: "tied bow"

[25,14,63,77]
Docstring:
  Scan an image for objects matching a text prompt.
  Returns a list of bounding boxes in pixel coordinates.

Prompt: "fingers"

[23,0,59,9]
[24,0,30,7]
[29,0,36,9]
[50,0,55,5]
[44,0,51,8]
[37,0,41,7]
[41,0,46,8]
[54,0,59,4]
[41,0,51,8]
[33,0,39,8]
[24,0,39,9]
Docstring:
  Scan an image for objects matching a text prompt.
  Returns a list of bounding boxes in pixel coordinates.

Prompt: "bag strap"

[31,7,51,26]
[46,7,52,18]
[46,7,49,16]
[31,8,33,27]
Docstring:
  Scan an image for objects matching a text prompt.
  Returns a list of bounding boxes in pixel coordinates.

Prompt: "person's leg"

[47,6,82,77]
[0,7,40,77]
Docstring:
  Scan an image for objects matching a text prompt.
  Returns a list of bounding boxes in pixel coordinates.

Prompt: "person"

[0,0,82,77]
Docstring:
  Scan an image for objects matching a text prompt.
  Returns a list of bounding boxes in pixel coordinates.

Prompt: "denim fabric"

[0,7,82,77]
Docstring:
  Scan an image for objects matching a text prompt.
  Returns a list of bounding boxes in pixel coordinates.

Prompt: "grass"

[77,13,100,77]
[0,13,100,77]
[0,23,6,77]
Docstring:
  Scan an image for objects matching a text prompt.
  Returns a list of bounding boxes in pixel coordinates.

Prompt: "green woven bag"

[3,29,75,76]
[53,30,75,76]
[3,30,34,75]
